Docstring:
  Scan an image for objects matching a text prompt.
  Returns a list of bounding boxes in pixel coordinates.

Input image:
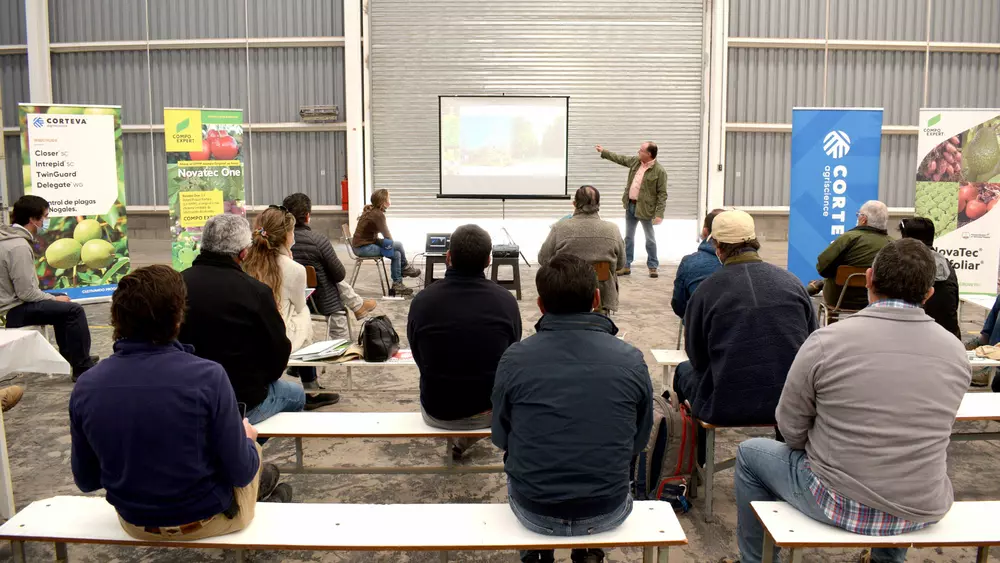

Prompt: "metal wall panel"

[370,0,704,218]
[48,0,146,42]
[122,133,157,206]
[149,49,249,117]
[0,0,26,44]
[51,52,151,125]
[4,136,23,201]
[147,0,247,40]
[825,50,924,125]
[879,135,917,208]
[828,0,927,41]
[927,53,1000,109]
[724,131,790,207]
[729,0,826,38]
[247,0,343,37]
[249,132,345,207]
[930,0,1000,43]
[1,54,28,128]
[249,48,344,123]
[727,48,825,123]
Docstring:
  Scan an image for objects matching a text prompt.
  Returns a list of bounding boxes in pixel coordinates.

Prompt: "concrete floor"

[2,237,998,562]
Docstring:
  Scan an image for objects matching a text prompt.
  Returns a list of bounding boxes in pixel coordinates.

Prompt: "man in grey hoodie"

[1,196,96,380]
[724,239,971,563]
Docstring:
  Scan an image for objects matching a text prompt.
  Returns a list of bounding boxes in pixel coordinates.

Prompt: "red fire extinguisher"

[341,175,349,211]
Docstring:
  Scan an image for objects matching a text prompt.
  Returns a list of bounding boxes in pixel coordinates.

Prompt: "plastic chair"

[341,223,390,297]
[817,266,868,326]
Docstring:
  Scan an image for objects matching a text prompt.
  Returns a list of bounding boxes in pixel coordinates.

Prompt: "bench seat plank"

[955,393,1000,421]
[651,349,687,366]
[255,412,490,438]
[0,497,686,551]
[751,501,1000,548]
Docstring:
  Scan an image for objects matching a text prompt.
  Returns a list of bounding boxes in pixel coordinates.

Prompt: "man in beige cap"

[674,210,816,457]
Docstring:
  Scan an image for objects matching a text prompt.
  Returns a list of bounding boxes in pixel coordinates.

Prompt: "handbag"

[357,315,400,362]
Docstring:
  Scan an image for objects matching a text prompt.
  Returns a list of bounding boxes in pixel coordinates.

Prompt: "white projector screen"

[439,96,569,199]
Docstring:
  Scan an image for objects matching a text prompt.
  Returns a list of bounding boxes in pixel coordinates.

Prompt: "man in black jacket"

[900,217,960,339]
[492,254,653,563]
[282,193,375,340]
[408,224,521,460]
[178,214,335,423]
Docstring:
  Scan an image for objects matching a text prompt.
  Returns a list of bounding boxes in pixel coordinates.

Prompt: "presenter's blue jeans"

[624,201,658,270]
[245,380,306,425]
[355,241,408,282]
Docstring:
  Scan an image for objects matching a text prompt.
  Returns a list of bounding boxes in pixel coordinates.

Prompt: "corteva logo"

[175,118,190,133]
[31,117,45,128]
[823,130,851,159]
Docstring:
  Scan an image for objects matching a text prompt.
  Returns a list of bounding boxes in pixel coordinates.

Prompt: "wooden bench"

[254,412,501,474]
[0,496,686,563]
[650,349,687,392]
[751,500,999,563]
[287,349,416,390]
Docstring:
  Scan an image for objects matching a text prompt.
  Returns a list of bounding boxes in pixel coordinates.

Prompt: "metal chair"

[304,265,354,340]
[341,223,390,297]
[817,265,868,326]
[592,261,612,314]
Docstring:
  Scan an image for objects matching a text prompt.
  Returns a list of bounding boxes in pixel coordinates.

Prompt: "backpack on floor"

[631,392,698,513]
[357,315,400,362]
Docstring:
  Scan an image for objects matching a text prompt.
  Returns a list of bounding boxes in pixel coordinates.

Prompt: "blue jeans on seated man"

[508,481,632,563]
[5,298,95,373]
[624,201,658,270]
[735,438,908,563]
[245,380,306,425]
[355,241,408,282]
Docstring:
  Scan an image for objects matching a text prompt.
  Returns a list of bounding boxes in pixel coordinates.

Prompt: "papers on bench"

[291,339,350,362]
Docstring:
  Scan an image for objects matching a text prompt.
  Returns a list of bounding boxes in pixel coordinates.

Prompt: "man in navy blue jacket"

[671,208,725,318]
[70,265,288,542]
[492,254,653,563]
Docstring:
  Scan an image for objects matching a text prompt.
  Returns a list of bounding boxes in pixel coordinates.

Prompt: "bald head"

[574,185,601,214]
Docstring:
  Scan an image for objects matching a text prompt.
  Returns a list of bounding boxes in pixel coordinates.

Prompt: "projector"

[492,244,520,258]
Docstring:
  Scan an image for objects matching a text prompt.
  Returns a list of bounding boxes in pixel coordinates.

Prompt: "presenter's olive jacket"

[600,150,668,220]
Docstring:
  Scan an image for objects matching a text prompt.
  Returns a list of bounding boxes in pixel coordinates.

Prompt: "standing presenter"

[596,143,668,278]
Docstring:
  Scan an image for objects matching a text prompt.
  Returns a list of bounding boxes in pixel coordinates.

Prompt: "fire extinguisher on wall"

[341,174,349,211]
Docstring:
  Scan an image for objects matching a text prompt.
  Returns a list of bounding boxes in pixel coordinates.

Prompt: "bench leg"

[346,366,353,391]
[10,541,25,563]
[703,428,716,522]
[445,439,455,469]
[761,530,775,563]
[54,542,68,562]
[230,549,246,563]
[977,546,990,563]
[788,548,802,563]
[659,546,670,563]
[295,438,304,471]
[643,546,655,563]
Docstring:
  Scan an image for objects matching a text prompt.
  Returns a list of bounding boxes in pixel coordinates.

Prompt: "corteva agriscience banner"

[164,108,246,270]
[19,104,130,300]
[787,108,884,285]
[915,109,1000,294]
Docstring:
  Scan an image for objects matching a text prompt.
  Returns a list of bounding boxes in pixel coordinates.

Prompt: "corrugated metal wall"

[369,0,705,219]
[0,0,346,208]
[725,0,1000,209]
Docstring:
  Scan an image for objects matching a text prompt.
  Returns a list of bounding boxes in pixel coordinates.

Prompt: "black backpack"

[357,315,400,362]
[631,392,698,512]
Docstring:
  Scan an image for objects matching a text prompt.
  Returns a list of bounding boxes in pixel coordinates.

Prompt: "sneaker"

[262,483,293,503]
[401,265,422,278]
[257,463,280,500]
[304,392,341,410]
[391,281,414,296]
[0,386,24,412]
[616,267,631,276]
[353,298,377,319]
[302,379,326,392]
[71,355,100,383]
[649,268,658,278]
[450,443,465,462]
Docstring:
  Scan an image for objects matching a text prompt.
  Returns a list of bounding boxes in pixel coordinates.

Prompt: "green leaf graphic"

[177,118,190,133]
[928,114,941,127]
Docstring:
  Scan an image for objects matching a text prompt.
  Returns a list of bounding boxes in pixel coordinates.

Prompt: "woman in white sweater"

[244,207,339,408]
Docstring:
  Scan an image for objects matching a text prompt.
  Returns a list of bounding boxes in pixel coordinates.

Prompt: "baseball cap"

[712,210,756,244]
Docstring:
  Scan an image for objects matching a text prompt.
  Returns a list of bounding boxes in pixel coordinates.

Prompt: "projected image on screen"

[440,96,568,198]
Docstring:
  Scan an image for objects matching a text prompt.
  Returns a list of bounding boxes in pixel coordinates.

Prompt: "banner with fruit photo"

[916,109,1000,295]
[164,108,245,270]
[18,103,130,301]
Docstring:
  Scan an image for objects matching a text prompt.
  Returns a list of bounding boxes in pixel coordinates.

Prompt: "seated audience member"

[811,200,891,310]
[492,254,653,563]
[351,189,420,295]
[967,294,1000,392]
[725,239,971,563]
[538,186,626,314]
[899,217,960,338]
[671,208,726,318]
[408,225,521,460]
[675,210,816,429]
[0,195,97,380]
[70,266,292,543]
[178,214,299,424]
[243,207,340,410]
[282,193,376,337]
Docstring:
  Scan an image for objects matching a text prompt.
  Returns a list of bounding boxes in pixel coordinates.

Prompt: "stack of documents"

[290,339,351,362]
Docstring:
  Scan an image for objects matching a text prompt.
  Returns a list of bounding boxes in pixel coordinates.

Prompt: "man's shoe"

[649,268,658,278]
[570,548,604,562]
[391,281,414,296]
[257,463,280,500]
[401,265,421,278]
[521,551,555,563]
[0,386,24,413]
[965,335,984,351]
[302,379,326,392]
[616,267,631,276]
[304,392,341,410]
[262,483,293,503]
[71,355,100,383]
[353,298,377,319]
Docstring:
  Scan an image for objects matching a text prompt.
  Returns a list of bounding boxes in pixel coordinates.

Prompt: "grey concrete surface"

[1,238,997,562]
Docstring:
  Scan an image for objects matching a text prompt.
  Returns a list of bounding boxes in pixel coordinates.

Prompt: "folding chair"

[341,224,390,297]
[592,261,613,315]
[817,265,868,326]
[304,265,353,340]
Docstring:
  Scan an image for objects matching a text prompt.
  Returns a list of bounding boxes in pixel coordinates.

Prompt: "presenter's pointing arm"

[597,147,637,168]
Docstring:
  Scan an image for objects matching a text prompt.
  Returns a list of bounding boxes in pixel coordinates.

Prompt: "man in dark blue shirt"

[671,208,725,319]
[70,265,288,542]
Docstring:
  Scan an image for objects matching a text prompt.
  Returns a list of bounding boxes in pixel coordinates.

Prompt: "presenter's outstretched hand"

[653,217,663,226]
[595,145,603,153]
[243,418,259,441]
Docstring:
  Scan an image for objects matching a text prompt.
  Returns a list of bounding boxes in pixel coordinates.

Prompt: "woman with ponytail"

[350,189,420,296]
[244,207,340,410]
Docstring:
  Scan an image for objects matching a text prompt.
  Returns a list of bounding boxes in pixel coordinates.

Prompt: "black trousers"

[6,299,93,371]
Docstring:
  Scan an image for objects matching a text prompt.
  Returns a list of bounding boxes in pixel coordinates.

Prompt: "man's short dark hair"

[704,208,726,234]
[448,224,492,273]
[574,185,600,214]
[646,142,658,159]
[716,239,761,261]
[900,217,935,247]
[111,265,187,345]
[871,239,936,304]
[282,193,311,226]
[536,254,597,314]
[11,195,49,226]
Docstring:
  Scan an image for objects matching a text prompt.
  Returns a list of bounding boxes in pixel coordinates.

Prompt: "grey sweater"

[777,306,971,523]
[538,212,626,311]
[0,225,54,314]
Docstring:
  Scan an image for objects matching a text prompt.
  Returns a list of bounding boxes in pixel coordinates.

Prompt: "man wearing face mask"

[0,195,98,380]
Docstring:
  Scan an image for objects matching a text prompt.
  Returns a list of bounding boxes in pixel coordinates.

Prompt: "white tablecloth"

[0,329,71,376]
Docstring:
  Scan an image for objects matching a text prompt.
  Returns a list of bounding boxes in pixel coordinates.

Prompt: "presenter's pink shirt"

[628,160,655,201]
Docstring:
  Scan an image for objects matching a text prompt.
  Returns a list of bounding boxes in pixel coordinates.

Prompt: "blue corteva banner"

[787,108,884,285]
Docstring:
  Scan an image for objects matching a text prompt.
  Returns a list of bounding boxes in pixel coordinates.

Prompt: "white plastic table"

[651,349,688,392]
